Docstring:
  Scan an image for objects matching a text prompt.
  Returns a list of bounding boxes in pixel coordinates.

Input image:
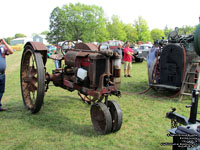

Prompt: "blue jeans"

[54,60,60,69]
[0,74,5,107]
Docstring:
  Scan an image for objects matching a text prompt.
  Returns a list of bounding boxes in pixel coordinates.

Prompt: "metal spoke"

[29,83,37,92]
[31,76,38,85]
[31,67,37,76]
[31,54,35,68]
[31,91,36,103]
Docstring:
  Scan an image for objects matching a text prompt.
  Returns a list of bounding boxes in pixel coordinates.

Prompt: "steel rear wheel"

[107,100,123,132]
[90,102,112,134]
[20,47,45,114]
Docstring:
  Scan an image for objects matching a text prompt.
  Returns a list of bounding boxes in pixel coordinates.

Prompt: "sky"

[0,0,200,38]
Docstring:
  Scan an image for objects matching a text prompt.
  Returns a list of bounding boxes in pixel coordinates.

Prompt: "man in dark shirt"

[113,43,122,59]
[0,38,13,111]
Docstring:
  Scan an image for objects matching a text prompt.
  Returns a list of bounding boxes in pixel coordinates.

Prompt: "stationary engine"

[148,25,200,91]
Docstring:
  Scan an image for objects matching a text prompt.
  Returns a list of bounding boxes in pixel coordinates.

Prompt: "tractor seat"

[49,54,64,60]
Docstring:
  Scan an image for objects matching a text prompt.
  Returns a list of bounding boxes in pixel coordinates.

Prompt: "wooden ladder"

[178,61,200,101]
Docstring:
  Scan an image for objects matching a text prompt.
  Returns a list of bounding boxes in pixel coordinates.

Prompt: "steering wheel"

[98,43,110,51]
[61,40,75,55]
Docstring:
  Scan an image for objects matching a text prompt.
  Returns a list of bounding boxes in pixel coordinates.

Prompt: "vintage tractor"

[20,41,122,134]
[148,25,200,98]
[164,25,200,149]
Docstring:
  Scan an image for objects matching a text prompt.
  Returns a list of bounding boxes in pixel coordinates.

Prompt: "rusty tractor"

[20,41,122,134]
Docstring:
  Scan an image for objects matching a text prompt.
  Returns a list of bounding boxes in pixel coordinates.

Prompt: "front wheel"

[20,47,45,114]
[90,102,112,134]
[107,100,123,132]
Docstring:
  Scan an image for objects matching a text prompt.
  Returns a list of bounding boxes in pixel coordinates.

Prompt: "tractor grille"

[95,59,106,86]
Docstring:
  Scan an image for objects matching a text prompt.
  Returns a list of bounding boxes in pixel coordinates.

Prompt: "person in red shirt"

[123,42,133,77]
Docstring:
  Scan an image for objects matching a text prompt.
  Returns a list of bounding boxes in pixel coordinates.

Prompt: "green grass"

[0,50,195,150]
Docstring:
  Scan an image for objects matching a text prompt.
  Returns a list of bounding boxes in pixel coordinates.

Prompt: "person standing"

[113,43,123,78]
[52,46,62,69]
[113,43,123,59]
[147,41,159,70]
[123,42,133,77]
[0,38,13,111]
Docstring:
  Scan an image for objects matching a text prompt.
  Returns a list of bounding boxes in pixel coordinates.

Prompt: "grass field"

[0,50,195,150]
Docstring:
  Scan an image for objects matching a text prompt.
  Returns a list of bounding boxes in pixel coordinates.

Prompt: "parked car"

[99,41,144,63]
[131,47,144,63]
[122,47,144,63]
[98,40,124,51]
[104,40,124,49]
[137,44,152,60]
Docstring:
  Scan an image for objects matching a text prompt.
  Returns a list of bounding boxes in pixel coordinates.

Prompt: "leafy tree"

[124,24,138,43]
[5,37,15,44]
[32,33,38,37]
[107,15,127,41]
[178,25,195,35]
[41,31,49,35]
[133,16,151,43]
[15,33,26,38]
[151,28,165,41]
[164,25,195,39]
[47,3,109,44]
[93,24,109,42]
[47,7,67,44]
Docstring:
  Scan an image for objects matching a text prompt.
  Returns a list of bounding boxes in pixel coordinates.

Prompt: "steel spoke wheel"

[20,47,45,113]
[107,100,123,132]
[90,102,112,134]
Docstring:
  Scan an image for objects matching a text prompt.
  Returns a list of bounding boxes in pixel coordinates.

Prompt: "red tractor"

[20,41,122,134]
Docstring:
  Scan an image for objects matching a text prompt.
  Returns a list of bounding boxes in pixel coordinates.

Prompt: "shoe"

[124,75,127,77]
[0,107,7,111]
[128,75,132,77]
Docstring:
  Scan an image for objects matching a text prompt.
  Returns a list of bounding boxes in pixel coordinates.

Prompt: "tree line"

[5,3,197,45]
[46,3,196,44]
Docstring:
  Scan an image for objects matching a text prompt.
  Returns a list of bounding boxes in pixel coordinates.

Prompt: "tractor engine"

[47,43,121,100]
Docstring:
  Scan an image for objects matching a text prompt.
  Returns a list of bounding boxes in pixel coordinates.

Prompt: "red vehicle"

[101,40,124,50]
